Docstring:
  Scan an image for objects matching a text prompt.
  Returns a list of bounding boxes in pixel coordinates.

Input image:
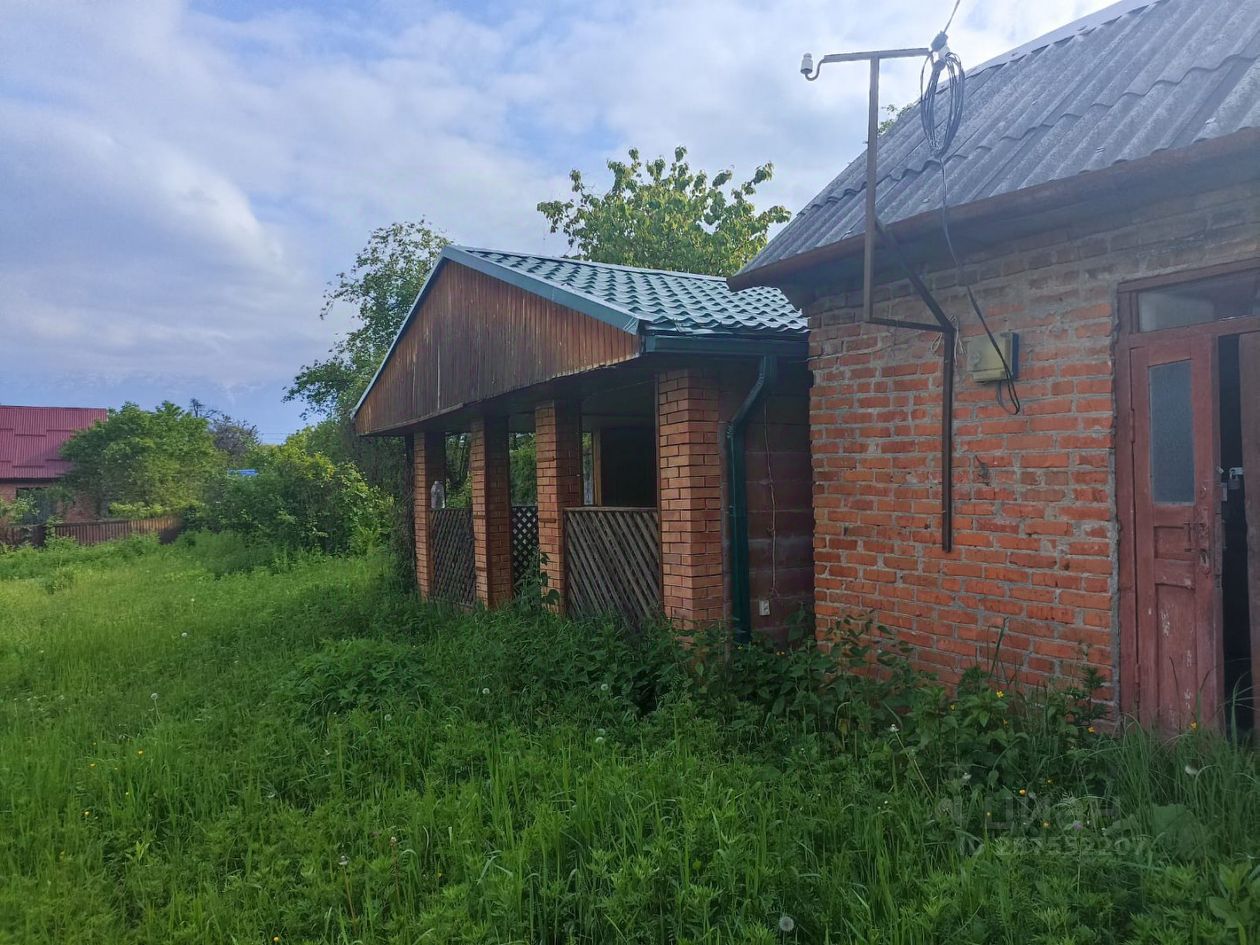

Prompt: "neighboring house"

[0,405,107,521]
[355,247,813,644]
[729,0,1260,729]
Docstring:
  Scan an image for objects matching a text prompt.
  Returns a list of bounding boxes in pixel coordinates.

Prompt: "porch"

[354,247,811,640]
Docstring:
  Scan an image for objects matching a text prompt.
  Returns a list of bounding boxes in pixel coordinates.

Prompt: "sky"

[0,0,1120,441]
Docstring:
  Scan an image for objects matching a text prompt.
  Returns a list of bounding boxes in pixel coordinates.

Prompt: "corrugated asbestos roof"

[740,0,1260,278]
[0,406,107,482]
[452,247,804,335]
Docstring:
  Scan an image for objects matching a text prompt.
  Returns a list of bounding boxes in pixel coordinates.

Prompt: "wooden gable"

[355,262,642,435]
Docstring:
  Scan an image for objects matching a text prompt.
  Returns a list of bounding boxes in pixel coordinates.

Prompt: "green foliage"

[287,220,450,420]
[59,402,224,517]
[538,146,791,276]
[0,493,37,527]
[1,540,1257,943]
[195,443,391,554]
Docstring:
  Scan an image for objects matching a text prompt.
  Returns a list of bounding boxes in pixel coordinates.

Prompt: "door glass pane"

[1148,360,1195,503]
[1138,269,1260,331]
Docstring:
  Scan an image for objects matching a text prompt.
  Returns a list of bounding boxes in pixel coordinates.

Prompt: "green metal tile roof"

[451,247,804,336]
[352,246,805,422]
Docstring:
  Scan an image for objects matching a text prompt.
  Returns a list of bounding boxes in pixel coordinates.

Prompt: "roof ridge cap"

[452,245,732,282]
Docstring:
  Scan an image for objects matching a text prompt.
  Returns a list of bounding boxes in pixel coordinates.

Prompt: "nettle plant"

[686,615,1109,802]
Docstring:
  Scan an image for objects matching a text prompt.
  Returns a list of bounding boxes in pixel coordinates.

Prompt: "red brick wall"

[808,178,1260,704]
[470,415,513,607]
[0,480,97,522]
[657,368,726,626]
[535,400,582,609]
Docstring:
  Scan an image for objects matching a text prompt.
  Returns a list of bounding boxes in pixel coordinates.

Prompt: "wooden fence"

[0,516,183,549]
[430,508,476,605]
[510,504,539,592]
[565,507,661,625]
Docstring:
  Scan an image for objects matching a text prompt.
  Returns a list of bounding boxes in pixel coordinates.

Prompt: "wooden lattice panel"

[510,504,539,593]
[564,508,661,625]
[430,508,475,605]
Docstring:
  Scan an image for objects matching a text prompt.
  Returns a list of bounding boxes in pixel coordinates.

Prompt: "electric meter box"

[965,331,1019,383]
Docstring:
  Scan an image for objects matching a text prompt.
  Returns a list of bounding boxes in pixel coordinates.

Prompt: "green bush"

[195,444,391,554]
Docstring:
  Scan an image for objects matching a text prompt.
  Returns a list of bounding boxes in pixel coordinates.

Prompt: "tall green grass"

[0,533,1256,943]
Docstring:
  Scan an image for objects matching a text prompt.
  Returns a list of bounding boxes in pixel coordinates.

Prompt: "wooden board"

[565,508,661,625]
[1240,332,1260,731]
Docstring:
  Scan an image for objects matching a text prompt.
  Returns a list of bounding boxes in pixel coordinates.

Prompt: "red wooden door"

[1129,333,1222,728]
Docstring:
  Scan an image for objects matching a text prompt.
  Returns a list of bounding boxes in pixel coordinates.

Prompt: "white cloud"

[0,0,1118,432]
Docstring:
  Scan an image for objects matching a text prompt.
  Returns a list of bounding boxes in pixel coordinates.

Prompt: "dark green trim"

[728,355,778,645]
[642,333,807,358]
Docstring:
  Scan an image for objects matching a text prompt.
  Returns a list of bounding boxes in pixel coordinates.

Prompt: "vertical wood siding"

[356,263,641,434]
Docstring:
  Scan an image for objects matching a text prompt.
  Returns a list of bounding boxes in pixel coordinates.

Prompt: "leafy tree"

[287,220,450,419]
[537,146,790,276]
[189,399,260,464]
[59,403,224,516]
[198,443,390,554]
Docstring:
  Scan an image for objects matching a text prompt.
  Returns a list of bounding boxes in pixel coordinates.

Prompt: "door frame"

[1116,257,1260,721]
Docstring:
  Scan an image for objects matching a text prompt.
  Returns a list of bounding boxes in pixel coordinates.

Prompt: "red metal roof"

[0,405,108,483]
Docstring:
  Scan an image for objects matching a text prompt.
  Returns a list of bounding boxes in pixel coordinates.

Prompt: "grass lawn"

[1,534,1257,944]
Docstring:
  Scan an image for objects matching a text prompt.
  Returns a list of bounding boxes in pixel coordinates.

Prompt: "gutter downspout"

[728,354,778,646]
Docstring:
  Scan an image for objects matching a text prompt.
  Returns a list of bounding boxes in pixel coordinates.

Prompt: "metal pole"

[863,57,880,323]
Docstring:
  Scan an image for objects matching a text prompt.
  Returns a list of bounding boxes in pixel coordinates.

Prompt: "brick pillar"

[470,415,513,608]
[535,400,583,609]
[412,431,446,597]
[657,368,726,627]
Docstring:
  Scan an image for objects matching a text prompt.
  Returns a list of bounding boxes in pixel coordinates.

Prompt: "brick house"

[355,248,813,643]
[729,0,1260,728]
[0,405,107,522]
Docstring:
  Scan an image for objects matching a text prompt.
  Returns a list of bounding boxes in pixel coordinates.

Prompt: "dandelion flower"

[338,854,349,867]
[595,736,605,744]
[995,690,1005,699]
[778,915,796,933]
[181,632,188,639]
[1018,788,1027,797]
[600,683,609,692]
[1041,820,1051,829]
[1189,720,1199,731]
[88,762,96,769]
[136,750,144,756]
[82,809,91,818]
[481,687,490,696]
[273,937,281,943]
[888,723,899,733]
[1087,725,1096,734]
[150,692,159,701]
[384,714,392,722]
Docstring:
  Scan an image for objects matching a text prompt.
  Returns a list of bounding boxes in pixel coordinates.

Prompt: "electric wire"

[919,6,1022,415]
